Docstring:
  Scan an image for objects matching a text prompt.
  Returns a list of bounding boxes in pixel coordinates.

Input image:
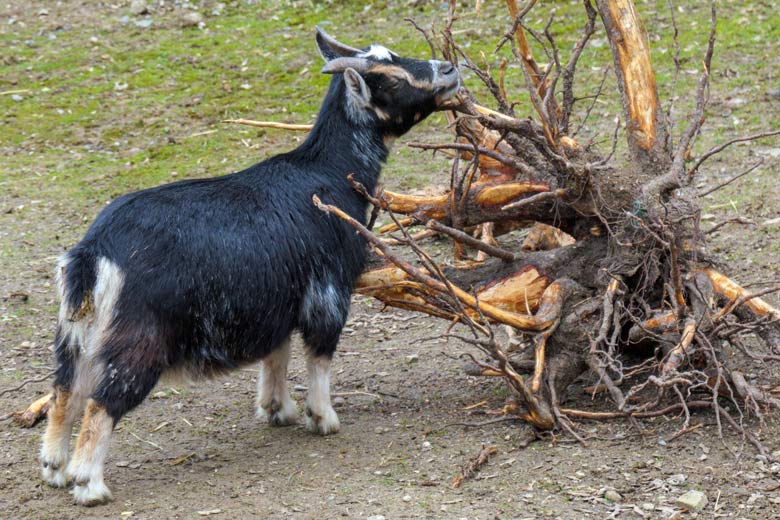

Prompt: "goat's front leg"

[256,337,298,426]
[304,350,340,435]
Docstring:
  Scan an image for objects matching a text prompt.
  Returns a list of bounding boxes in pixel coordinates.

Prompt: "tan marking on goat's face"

[373,107,391,121]
[368,64,434,91]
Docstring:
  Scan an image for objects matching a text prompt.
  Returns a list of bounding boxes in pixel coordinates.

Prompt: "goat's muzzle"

[433,61,460,105]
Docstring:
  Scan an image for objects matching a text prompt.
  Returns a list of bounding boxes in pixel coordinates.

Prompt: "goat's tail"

[56,248,98,323]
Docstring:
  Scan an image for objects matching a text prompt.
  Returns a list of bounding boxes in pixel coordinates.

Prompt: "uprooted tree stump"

[10,1,780,454]
[320,0,780,453]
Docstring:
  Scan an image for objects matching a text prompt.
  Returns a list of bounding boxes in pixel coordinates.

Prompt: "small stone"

[666,473,687,486]
[152,390,167,399]
[405,353,419,363]
[367,516,386,520]
[116,460,130,467]
[120,512,134,518]
[604,488,622,502]
[181,11,204,27]
[130,0,148,16]
[11,94,23,102]
[675,490,708,512]
[402,495,412,502]
[333,396,346,407]
[135,19,152,28]
[726,97,747,108]
[641,502,655,511]
[421,441,432,451]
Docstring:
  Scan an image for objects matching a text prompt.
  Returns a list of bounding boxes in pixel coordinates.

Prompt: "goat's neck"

[290,83,389,192]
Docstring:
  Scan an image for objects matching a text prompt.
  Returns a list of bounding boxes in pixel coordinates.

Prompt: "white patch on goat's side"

[67,400,114,506]
[304,353,339,435]
[302,278,345,328]
[69,258,125,403]
[359,44,394,61]
[256,337,298,426]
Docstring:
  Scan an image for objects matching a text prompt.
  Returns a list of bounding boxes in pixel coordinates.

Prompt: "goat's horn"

[315,26,363,58]
[321,57,372,75]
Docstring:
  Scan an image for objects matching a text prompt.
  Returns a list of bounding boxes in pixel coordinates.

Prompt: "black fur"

[54,33,459,424]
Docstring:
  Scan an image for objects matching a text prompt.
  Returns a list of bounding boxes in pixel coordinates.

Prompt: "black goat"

[38,28,459,505]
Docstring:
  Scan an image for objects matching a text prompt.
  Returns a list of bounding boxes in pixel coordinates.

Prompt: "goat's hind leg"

[67,354,163,505]
[66,399,115,506]
[40,329,84,488]
[256,337,298,426]
[40,386,83,488]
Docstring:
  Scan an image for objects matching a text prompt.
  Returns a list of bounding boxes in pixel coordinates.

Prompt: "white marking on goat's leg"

[40,389,82,488]
[304,352,340,435]
[66,400,114,506]
[256,338,298,426]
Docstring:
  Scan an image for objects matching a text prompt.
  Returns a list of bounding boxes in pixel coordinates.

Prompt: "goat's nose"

[439,62,456,76]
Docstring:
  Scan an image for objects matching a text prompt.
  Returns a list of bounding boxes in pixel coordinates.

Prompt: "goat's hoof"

[41,462,69,488]
[257,398,298,427]
[71,479,112,506]
[304,405,340,435]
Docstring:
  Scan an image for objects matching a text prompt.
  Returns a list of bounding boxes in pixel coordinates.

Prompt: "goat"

[38,28,460,506]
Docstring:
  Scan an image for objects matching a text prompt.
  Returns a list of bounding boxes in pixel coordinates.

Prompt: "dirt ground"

[2,1,780,519]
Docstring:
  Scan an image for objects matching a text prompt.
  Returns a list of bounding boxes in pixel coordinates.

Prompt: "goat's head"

[316,27,460,137]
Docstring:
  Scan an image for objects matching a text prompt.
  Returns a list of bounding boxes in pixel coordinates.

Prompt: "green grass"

[1,0,778,275]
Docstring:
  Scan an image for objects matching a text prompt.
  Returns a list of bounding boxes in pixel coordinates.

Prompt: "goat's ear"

[316,26,362,62]
[343,68,371,106]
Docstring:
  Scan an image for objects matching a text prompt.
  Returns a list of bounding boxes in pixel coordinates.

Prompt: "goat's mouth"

[435,79,461,105]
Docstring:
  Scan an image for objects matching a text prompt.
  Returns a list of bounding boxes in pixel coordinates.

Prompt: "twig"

[573,65,610,137]
[222,119,313,131]
[407,141,532,177]
[671,0,717,183]
[426,220,519,262]
[699,158,764,197]
[405,18,437,59]
[501,189,561,211]
[705,217,754,235]
[695,142,773,183]
[440,417,522,430]
[560,0,597,134]
[128,430,164,451]
[0,370,55,398]
[452,445,498,488]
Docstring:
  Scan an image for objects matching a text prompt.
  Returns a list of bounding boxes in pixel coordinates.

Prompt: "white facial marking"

[429,60,439,85]
[360,44,394,61]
